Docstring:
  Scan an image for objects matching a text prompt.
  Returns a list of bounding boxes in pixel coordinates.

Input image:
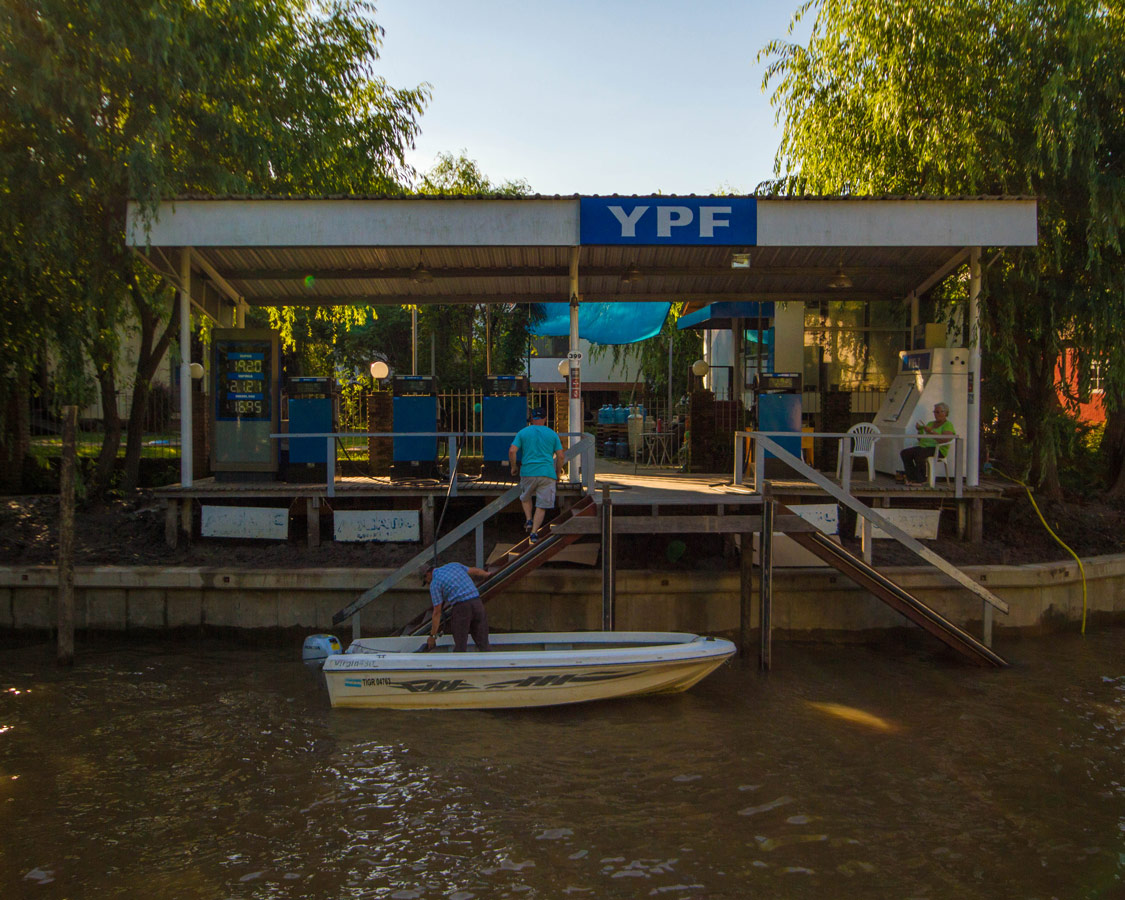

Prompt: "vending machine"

[210,328,280,481]
[482,375,528,480]
[285,376,336,482]
[755,372,802,477]
[391,375,438,479]
[873,348,968,475]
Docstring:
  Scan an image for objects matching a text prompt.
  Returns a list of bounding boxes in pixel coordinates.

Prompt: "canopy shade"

[125,195,1038,320]
[677,301,776,331]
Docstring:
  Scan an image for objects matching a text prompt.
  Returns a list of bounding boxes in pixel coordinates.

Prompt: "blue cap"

[529,407,546,419]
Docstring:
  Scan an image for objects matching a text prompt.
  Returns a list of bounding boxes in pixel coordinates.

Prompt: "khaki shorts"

[519,476,557,509]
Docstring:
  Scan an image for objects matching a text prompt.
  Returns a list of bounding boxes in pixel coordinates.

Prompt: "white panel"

[201,506,288,540]
[128,199,579,248]
[855,508,941,540]
[757,199,1038,247]
[334,510,420,543]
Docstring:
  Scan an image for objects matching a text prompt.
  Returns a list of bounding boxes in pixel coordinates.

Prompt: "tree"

[0,0,428,494]
[761,0,1125,498]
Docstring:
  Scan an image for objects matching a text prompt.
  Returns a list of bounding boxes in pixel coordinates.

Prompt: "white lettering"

[607,205,648,238]
[657,206,694,237]
[700,206,732,237]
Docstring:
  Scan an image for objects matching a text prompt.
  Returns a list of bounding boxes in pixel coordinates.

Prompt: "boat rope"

[991,466,1087,635]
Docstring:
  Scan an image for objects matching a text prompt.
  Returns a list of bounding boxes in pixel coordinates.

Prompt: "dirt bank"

[2,490,1124,570]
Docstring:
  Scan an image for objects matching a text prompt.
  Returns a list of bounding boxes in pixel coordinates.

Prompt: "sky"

[372,0,812,196]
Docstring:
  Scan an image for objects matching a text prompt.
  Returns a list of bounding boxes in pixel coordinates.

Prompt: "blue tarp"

[531,302,672,345]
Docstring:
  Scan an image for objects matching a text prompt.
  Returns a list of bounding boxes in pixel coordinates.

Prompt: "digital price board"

[210,328,280,477]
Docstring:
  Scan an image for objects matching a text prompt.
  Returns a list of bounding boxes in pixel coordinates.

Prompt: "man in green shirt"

[509,407,565,544]
[900,401,955,484]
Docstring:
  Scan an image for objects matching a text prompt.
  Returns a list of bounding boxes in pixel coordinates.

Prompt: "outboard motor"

[302,633,343,667]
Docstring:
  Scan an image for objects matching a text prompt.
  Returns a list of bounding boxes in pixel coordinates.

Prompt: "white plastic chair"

[836,422,879,481]
[927,440,955,486]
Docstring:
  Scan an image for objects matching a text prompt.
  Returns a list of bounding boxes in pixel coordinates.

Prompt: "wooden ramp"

[399,495,598,637]
[787,530,1008,668]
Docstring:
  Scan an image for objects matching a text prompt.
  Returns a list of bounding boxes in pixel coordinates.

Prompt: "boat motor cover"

[302,634,343,663]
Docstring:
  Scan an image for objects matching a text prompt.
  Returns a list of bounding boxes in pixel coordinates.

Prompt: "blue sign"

[580,196,756,246]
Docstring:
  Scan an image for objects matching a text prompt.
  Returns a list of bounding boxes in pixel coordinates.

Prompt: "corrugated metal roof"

[167,192,1037,202]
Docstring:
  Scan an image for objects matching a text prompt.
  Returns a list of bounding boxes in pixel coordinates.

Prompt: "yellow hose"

[992,467,1087,634]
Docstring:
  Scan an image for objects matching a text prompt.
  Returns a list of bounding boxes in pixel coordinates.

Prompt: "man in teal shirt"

[509,407,565,543]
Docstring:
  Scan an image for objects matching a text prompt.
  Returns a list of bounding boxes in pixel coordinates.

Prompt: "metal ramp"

[398,495,598,636]
[331,437,596,637]
[787,528,1007,667]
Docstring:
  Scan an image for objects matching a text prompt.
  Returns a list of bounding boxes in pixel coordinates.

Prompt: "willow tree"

[1,0,427,494]
[761,0,1125,497]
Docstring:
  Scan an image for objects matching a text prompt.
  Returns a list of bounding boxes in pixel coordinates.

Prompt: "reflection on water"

[1,632,1123,898]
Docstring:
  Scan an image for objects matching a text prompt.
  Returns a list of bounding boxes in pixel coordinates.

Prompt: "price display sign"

[216,343,271,421]
[211,328,280,474]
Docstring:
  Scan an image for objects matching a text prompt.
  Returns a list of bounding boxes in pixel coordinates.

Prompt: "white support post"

[968,247,982,486]
[179,249,193,488]
[568,249,582,484]
[411,308,418,375]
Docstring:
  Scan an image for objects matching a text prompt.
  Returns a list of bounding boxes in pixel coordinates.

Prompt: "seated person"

[900,402,955,484]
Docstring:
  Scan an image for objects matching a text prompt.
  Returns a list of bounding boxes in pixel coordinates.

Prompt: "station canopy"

[126,194,1038,336]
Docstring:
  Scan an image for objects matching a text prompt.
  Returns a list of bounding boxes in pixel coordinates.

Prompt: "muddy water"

[1,632,1123,899]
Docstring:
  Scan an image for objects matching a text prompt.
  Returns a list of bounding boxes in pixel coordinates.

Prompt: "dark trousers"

[900,445,939,483]
[449,597,489,652]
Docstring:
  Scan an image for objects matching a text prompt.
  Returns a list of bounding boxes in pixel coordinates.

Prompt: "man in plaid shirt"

[422,562,492,652]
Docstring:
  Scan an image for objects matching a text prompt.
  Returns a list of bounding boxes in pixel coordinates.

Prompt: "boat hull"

[322,632,735,710]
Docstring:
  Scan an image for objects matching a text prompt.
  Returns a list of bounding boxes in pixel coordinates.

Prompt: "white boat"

[319,631,736,710]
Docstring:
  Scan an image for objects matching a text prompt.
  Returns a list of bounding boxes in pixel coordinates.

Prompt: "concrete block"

[0,587,12,628]
[13,588,54,629]
[127,589,166,629]
[166,591,202,628]
[86,589,127,630]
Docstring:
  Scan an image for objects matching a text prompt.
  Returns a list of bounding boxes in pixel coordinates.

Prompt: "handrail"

[330,436,593,634]
[733,430,964,498]
[735,431,1007,615]
[269,431,596,497]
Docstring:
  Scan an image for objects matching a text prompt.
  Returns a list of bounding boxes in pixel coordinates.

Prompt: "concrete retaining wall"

[3,554,1124,639]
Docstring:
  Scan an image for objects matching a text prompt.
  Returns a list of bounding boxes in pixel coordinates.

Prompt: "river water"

[1,631,1122,899]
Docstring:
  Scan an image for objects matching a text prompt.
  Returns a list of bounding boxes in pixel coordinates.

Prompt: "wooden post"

[861,515,872,564]
[759,498,774,672]
[421,495,435,546]
[601,483,614,630]
[306,497,320,548]
[164,499,180,549]
[57,404,77,667]
[739,531,754,660]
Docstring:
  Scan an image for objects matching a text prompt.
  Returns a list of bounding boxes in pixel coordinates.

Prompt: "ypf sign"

[579,196,756,246]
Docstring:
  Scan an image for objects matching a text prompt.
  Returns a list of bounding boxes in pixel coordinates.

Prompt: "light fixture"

[369,360,390,380]
[620,263,642,285]
[188,362,205,380]
[828,268,853,290]
[557,359,570,377]
[691,359,710,377]
[411,263,433,284]
[730,250,751,269]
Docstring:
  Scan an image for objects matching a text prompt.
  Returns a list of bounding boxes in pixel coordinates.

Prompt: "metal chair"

[927,440,955,486]
[836,422,879,481]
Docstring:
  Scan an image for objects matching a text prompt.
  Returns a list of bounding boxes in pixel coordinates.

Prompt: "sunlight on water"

[0,631,1122,897]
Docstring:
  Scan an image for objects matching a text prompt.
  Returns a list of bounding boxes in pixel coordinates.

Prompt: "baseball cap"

[529,407,546,419]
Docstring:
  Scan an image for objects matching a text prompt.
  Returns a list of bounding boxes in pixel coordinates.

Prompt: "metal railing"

[734,431,1006,644]
[271,430,597,498]
[733,431,964,498]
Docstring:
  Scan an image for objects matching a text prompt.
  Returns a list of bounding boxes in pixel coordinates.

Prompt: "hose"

[992,467,1087,634]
